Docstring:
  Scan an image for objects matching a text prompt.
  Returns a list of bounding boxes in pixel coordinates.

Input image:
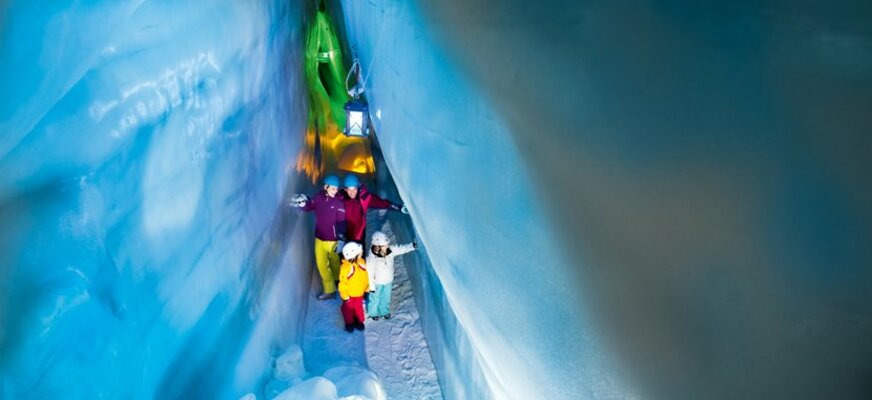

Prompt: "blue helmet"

[343,174,360,188]
[323,174,340,188]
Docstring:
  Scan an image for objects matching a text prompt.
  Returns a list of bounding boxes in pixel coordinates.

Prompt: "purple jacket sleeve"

[301,195,316,212]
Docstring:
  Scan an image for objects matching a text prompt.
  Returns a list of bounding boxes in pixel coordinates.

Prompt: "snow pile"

[274,345,307,383]
[264,345,308,398]
[262,351,385,400]
[323,366,385,400]
[274,377,338,400]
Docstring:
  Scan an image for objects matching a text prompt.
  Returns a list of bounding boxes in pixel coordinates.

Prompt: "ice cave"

[1,1,871,399]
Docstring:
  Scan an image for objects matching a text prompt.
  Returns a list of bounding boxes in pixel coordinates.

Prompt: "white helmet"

[342,242,363,260]
[371,231,389,246]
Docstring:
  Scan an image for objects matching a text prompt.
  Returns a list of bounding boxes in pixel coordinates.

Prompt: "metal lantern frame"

[344,98,369,137]
[343,58,371,137]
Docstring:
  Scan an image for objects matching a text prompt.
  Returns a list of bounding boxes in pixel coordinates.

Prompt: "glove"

[289,193,308,207]
[390,203,409,214]
[335,240,345,254]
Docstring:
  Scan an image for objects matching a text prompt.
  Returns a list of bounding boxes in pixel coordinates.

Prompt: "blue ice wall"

[341,1,872,399]
[337,2,630,399]
[0,1,311,398]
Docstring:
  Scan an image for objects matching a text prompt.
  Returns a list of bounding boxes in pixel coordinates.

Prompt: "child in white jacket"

[366,231,417,320]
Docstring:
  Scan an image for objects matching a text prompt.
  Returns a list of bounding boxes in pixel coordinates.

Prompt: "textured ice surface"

[274,345,307,384]
[0,1,311,398]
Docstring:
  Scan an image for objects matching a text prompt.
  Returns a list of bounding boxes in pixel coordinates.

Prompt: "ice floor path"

[301,209,443,400]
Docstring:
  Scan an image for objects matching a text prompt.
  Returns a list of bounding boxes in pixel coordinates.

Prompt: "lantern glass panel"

[348,111,364,136]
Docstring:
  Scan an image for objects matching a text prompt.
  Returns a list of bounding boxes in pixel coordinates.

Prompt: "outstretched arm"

[289,193,311,209]
[390,242,417,257]
[366,192,394,209]
[297,194,316,211]
[362,189,409,214]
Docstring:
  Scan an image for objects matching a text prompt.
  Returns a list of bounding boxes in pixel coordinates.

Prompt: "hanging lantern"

[344,99,369,137]
[343,58,371,137]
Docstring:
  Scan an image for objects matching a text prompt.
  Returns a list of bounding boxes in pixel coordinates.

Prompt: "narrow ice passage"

[2,0,872,399]
[361,215,442,400]
[295,207,442,400]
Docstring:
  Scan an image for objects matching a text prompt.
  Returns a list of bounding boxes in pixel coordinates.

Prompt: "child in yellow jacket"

[338,242,369,333]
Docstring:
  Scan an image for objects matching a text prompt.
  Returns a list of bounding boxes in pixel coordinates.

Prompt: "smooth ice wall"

[367,134,508,400]
[342,0,872,399]
[338,1,631,399]
[0,1,311,398]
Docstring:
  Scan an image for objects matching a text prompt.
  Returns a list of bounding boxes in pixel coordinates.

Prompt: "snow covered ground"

[362,212,443,400]
[252,208,442,400]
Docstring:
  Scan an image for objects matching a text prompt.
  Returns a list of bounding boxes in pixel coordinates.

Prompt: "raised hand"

[289,193,308,207]
[389,203,410,214]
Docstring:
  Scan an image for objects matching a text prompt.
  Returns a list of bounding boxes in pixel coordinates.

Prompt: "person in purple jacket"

[290,175,346,300]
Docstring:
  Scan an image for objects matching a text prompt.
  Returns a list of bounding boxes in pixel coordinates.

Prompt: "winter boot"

[317,292,336,300]
[371,316,380,321]
[354,322,365,331]
[384,313,391,320]
[344,324,354,333]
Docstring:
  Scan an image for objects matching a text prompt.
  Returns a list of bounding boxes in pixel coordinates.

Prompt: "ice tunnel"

[2,0,872,399]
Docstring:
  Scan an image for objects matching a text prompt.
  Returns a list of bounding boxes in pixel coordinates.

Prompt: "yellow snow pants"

[314,238,341,294]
